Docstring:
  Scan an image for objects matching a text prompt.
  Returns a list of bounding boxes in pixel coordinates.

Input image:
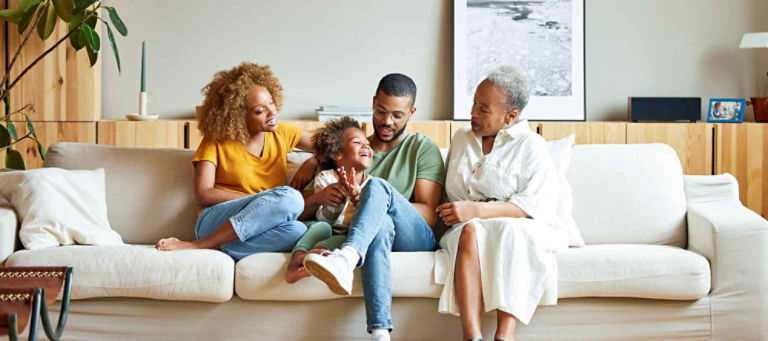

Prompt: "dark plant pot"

[751,97,768,122]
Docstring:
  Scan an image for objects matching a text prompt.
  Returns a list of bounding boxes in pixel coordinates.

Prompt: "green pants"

[292,221,347,254]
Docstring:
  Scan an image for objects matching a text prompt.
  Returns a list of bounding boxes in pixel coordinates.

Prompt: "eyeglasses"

[373,109,408,122]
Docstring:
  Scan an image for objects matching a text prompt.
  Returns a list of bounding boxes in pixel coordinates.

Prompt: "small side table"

[0,267,73,341]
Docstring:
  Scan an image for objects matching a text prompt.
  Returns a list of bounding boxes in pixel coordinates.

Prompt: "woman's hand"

[314,183,348,207]
[437,201,480,226]
[290,157,318,190]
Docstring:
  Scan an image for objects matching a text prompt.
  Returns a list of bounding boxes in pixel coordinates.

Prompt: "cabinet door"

[716,123,768,217]
[627,123,713,175]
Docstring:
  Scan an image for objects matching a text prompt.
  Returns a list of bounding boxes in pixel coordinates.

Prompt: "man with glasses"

[302,73,445,341]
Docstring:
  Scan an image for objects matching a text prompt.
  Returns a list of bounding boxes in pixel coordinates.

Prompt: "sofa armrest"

[687,202,768,339]
[0,196,18,263]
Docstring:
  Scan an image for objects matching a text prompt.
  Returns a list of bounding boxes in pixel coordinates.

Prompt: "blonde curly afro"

[197,62,284,143]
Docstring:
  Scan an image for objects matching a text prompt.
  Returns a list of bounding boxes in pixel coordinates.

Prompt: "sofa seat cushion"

[5,245,234,302]
[236,252,442,300]
[557,244,711,300]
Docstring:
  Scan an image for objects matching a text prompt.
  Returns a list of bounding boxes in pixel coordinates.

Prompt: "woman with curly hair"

[285,117,373,283]
[156,62,315,260]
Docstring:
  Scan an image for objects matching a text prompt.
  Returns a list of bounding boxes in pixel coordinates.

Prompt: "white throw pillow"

[547,134,586,247]
[0,168,123,250]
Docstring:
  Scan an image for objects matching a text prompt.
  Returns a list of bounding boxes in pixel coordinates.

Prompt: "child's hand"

[339,167,361,204]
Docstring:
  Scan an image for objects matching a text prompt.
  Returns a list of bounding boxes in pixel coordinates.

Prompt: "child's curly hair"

[312,117,364,170]
[197,62,284,143]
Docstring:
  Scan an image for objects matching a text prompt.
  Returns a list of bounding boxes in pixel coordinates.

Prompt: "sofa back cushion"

[566,144,686,247]
[44,143,197,244]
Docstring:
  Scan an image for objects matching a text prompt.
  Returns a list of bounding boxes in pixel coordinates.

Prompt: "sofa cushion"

[567,144,687,246]
[236,246,710,301]
[557,244,711,300]
[235,252,442,300]
[5,245,233,302]
[44,143,198,245]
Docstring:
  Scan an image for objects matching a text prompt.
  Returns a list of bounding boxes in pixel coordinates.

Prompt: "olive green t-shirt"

[364,133,445,201]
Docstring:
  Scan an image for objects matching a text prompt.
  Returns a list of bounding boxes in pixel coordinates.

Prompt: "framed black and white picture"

[453,0,585,120]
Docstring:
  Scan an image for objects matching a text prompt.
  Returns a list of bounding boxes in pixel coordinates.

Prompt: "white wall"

[586,0,768,121]
[102,0,768,121]
[101,0,452,120]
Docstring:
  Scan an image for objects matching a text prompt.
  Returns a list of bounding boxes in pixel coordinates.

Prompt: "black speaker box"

[628,97,701,122]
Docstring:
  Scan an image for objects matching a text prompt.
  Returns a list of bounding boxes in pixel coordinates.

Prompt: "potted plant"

[0,0,127,169]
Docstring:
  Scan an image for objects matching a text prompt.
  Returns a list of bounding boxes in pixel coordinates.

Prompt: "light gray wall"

[102,0,768,121]
[586,0,768,121]
[101,0,452,120]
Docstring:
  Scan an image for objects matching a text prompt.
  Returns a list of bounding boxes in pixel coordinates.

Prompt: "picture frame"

[707,98,745,123]
[453,0,585,121]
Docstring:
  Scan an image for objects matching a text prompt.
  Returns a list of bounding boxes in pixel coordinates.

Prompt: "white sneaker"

[370,334,390,341]
[370,329,390,341]
[303,250,354,295]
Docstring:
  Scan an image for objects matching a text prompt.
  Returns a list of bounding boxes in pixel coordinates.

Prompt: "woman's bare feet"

[285,248,327,283]
[155,237,199,251]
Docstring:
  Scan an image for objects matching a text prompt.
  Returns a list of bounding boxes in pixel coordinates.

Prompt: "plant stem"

[0,103,32,120]
[0,3,101,104]
[0,131,32,150]
[0,0,49,95]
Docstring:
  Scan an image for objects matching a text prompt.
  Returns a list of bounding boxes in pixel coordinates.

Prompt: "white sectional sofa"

[0,142,766,340]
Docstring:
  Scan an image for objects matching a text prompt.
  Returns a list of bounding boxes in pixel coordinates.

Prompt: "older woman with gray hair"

[436,66,567,340]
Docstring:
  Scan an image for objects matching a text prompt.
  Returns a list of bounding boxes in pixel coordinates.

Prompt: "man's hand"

[437,201,480,226]
[315,183,348,207]
[290,157,317,190]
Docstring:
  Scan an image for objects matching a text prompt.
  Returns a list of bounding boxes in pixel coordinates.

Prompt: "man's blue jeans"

[342,178,437,332]
[195,186,306,260]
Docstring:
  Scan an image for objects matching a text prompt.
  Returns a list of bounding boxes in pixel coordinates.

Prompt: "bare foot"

[286,251,312,283]
[155,237,199,251]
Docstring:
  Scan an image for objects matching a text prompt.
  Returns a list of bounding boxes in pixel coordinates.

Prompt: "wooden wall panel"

[97,120,184,148]
[540,122,627,144]
[626,123,714,175]
[186,121,202,150]
[7,0,100,122]
[450,121,540,142]
[715,123,768,217]
[185,120,327,150]
[282,120,326,133]
[363,120,452,148]
[3,122,96,169]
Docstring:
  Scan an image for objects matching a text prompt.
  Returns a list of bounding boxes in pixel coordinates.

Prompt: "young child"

[285,117,373,283]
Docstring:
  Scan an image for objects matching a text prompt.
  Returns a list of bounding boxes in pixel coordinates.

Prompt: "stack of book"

[316,105,371,122]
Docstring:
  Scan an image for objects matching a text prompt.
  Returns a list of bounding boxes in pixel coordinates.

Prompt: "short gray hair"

[486,66,530,121]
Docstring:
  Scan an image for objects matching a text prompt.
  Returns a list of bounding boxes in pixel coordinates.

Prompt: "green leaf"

[7,122,18,141]
[37,3,58,40]
[81,24,99,52]
[104,6,126,36]
[18,3,40,34]
[85,40,98,66]
[53,0,74,22]
[5,149,25,170]
[84,10,96,28]
[68,12,85,50]
[72,0,96,16]
[25,116,37,139]
[19,0,44,12]
[0,125,9,148]
[37,141,46,160]
[106,24,120,73]
[0,9,25,24]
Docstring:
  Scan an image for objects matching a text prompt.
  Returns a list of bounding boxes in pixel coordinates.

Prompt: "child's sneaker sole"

[304,257,352,295]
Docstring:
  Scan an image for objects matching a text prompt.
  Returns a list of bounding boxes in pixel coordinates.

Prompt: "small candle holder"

[126,41,158,121]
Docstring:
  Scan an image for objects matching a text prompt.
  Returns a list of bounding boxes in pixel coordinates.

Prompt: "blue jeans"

[195,186,306,260]
[342,178,437,332]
